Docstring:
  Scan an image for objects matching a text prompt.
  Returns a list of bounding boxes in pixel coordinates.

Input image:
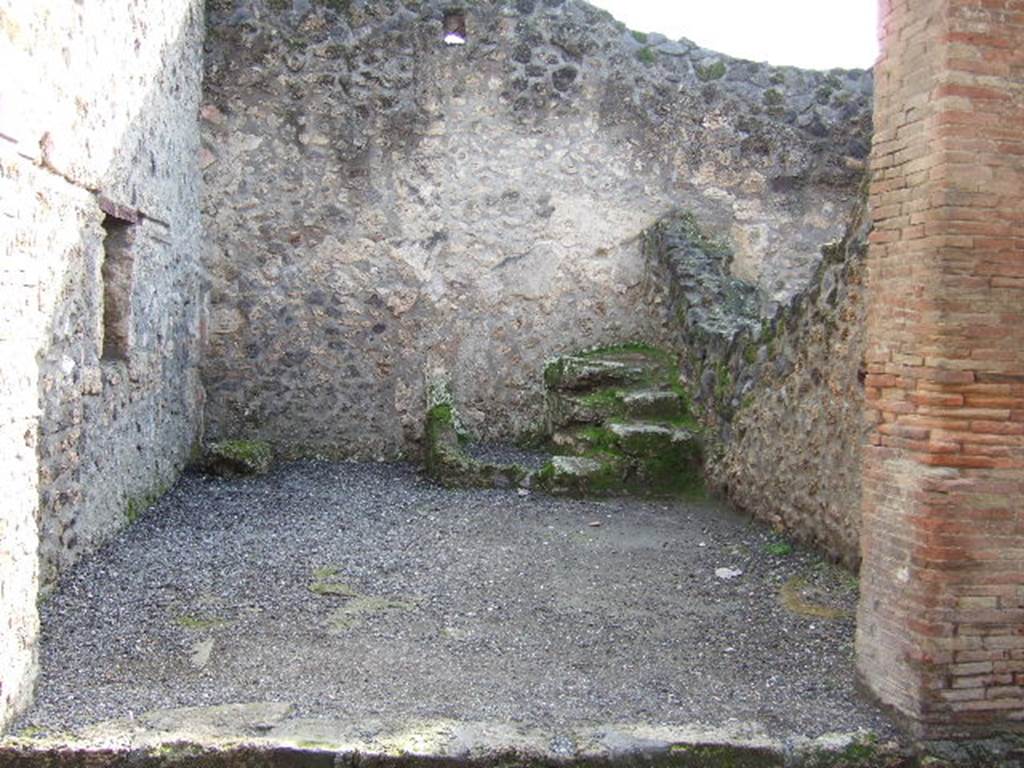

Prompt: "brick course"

[857,0,1024,738]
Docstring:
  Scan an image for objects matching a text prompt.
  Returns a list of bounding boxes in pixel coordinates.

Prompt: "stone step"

[606,422,700,458]
[620,389,685,420]
[547,420,703,496]
[550,425,607,454]
[535,454,623,496]
[538,344,703,498]
[552,422,700,458]
[537,441,703,498]
[546,386,684,430]
[544,356,650,392]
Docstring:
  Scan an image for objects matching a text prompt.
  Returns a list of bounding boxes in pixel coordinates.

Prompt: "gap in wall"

[100,214,137,363]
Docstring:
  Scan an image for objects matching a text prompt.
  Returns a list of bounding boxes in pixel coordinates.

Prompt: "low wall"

[644,195,870,567]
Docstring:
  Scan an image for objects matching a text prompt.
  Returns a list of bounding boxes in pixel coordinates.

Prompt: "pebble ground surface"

[18,460,898,741]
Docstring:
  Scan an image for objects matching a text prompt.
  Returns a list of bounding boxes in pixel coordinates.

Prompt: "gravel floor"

[18,460,898,740]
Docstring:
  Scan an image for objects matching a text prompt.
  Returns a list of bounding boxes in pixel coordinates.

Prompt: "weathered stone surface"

[423,384,532,489]
[539,345,703,497]
[0,0,205,729]
[200,0,871,458]
[536,454,615,496]
[645,198,869,566]
[545,357,650,392]
[205,440,273,477]
[620,389,685,420]
[607,422,696,457]
[0,712,924,768]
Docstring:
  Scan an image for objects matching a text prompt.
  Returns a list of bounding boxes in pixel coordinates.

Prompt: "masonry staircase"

[536,345,704,497]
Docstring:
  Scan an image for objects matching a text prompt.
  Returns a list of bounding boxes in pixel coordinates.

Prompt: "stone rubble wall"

[0,0,205,729]
[201,0,871,458]
[644,194,870,567]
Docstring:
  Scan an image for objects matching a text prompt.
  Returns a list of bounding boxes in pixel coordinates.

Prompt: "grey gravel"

[18,461,898,740]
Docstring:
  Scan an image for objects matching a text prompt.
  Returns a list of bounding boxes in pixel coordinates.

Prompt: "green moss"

[583,459,631,495]
[543,358,566,389]
[206,439,272,477]
[536,461,556,484]
[636,47,656,66]
[309,566,359,598]
[125,497,146,524]
[541,343,704,499]
[765,537,792,557]
[424,384,532,490]
[427,403,454,429]
[742,343,758,365]
[768,71,785,86]
[124,483,168,524]
[630,30,648,43]
[667,413,700,431]
[148,743,208,760]
[174,613,228,631]
[670,380,694,410]
[763,88,784,107]
[635,450,705,499]
[780,576,849,621]
[578,425,620,453]
[695,60,726,81]
[330,595,417,631]
[580,341,672,361]
[755,320,780,360]
[669,743,782,767]
[672,212,731,258]
[579,388,625,410]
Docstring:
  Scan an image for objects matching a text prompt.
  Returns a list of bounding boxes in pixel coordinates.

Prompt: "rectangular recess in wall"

[99,211,138,362]
[443,9,466,45]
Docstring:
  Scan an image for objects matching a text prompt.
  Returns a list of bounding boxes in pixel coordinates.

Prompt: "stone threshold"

[0,703,918,767]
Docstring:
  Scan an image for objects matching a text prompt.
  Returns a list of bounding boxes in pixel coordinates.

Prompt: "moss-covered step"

[548,387,686,431]
[540,343,706,498]
[204,439,273,477]
[544,423,703,498]
[620,389,686,420]
[606,422,699,458]
[546,388,627,430]
[544,345,678,391]
[535,455,624,496]
[535,449,703,499]
[543,355,650,392]
[545,344,686,430]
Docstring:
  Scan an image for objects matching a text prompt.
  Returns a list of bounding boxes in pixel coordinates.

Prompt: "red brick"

[859,0,1024,737]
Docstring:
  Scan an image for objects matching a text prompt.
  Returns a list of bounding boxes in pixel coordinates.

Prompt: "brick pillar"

[856,0,1024,738]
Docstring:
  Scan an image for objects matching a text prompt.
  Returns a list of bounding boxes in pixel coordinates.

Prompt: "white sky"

[587,1,879,70]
